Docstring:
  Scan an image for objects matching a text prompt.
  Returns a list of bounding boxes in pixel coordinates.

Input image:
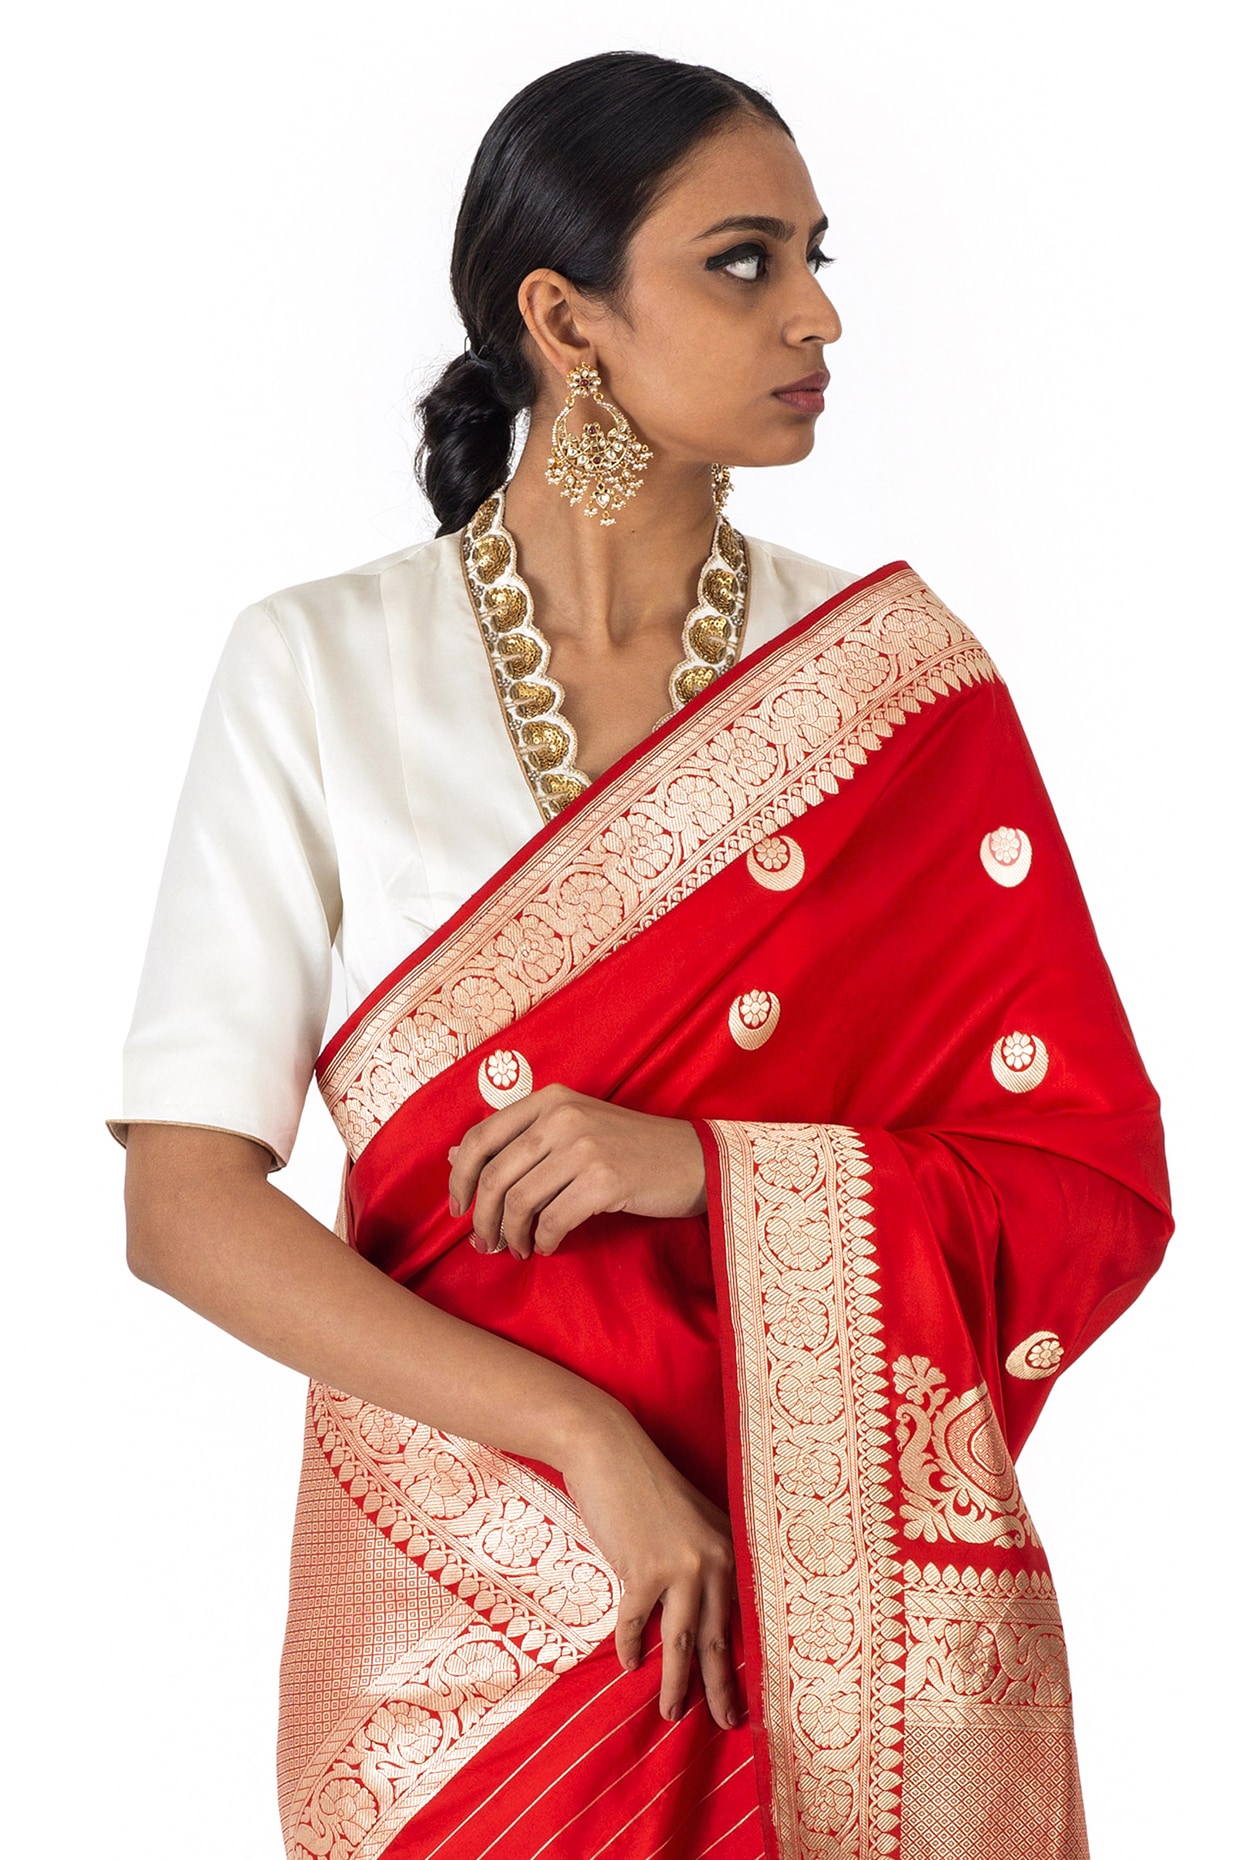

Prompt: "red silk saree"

[279,560,1172,1860]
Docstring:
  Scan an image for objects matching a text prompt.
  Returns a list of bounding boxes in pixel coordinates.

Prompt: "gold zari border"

[708,1120,903,1859]
[279,1385,621,1860]
[320,568,998,1158]
[901,1563,1087,1860]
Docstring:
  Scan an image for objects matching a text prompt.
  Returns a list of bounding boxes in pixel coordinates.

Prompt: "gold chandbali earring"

[545,363,652,524]
[711,462,732,514]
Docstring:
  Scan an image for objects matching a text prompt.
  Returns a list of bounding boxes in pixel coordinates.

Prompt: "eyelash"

[708,241,836,283]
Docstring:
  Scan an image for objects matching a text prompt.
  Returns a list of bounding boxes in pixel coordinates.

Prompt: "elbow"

[123,1150,187,1293]
[125,1205,176,1290]
[122,1124,268,1295]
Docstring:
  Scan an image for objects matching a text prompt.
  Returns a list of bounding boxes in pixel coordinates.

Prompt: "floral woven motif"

[320,569,998,1158]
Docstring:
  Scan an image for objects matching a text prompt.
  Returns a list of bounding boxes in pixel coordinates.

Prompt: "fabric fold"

[275,560,1170,1859]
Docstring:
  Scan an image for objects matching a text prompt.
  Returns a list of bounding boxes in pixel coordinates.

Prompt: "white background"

[4,4,1234,1854]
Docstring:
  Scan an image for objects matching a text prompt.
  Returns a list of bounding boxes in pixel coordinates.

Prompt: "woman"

[114,49,1172,1860]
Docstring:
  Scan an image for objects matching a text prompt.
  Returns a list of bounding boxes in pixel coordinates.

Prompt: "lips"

[774,370,829,394]
[772,369,829,415]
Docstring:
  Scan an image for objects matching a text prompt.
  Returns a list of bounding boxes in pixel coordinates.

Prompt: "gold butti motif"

[728,988,781,1049]
[707,1121,903,1858]
[990,1031,1049,1094]
[893,1356,1040,1550]
[980,824,1032,887]
[320,567,1001,1159]
[746,831,806,891]
[477,1047,532,1109]
[459,482,750,821]
[1005,1331,1065,1380]
[279,1385,621,1860]
[901,1563,1087,1860]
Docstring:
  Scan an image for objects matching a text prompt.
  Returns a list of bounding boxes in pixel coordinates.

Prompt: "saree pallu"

[279,562,1172,1860]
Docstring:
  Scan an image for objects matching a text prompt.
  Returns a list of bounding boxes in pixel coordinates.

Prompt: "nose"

[812,288,843,345]
[791,251,847,349]
[791,274,842,347]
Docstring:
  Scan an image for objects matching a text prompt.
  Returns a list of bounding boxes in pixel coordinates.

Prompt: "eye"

[702,243,769,282]
[707,241,837,283]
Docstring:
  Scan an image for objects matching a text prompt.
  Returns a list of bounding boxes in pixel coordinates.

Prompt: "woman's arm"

[124,1122,739,1728]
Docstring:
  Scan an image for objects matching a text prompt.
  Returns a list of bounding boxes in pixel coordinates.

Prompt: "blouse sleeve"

[108,600,342,1170]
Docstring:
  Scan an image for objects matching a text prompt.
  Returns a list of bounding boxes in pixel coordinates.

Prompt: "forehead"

[637,118,825,241]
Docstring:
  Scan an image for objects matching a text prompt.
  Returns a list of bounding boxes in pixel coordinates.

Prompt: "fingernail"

[449,1196,460,1218]
[448,1145,459,1160]
[726,1708,739,1728]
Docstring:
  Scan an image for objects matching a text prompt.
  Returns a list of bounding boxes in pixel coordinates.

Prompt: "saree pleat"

[278,562,1171,1859]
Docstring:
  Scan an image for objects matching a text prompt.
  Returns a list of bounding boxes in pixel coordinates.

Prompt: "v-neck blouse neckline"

[458,480,751,820]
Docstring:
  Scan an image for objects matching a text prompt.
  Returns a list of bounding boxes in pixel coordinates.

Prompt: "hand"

[447,1083,707,1260]
[562,1408,741,1729]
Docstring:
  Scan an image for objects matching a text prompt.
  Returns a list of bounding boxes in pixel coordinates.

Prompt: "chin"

[755,432,819,468]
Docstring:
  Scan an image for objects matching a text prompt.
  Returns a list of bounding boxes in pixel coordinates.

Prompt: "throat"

[458,481,750,819]
[548,630,682,779]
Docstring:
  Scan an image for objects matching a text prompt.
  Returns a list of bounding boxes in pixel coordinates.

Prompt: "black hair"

[413,50,792,537]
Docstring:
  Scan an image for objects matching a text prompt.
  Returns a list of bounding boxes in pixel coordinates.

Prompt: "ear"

[517,267,596,386]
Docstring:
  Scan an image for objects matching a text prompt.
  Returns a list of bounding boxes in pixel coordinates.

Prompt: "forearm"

[125,1126,628,1472]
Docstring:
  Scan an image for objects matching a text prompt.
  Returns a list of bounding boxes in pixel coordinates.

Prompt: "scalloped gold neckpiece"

[459,482,750,820]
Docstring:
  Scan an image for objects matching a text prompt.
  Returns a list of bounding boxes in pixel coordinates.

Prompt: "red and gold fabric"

[277,561,1172,1859]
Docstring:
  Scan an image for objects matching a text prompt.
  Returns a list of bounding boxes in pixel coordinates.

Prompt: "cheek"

[632,327,753,444]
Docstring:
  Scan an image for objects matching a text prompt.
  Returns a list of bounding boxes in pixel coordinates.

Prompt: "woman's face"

[527,113,842,473]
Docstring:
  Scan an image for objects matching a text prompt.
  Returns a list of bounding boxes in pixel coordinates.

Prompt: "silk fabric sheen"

[278,562,1171,1860]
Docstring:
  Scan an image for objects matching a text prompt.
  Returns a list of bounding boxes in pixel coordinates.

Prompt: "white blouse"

[110,521,860,1169]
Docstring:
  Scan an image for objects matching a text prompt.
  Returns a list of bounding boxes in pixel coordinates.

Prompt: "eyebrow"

[694,212,829,242]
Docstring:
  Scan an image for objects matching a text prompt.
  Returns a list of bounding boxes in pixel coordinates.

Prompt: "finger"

[449,1081,587,1214]
[696,1577,740,1730]
[658,1590,701,1722]
[615,1599,653,1673]
[448,1095,548,1215]
[529,1172,615,1256]
[469,1134,559,1250]
[494,1155,578,1259]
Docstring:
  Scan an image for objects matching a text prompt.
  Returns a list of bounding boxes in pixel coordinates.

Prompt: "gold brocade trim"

[904,1562,1071,1723]
[901,1563,1087,1859]
[279,1383,620,1860]
[893,1355,1041,1550]
[320,566,999,1157]
[459,482,749,821]
[707,1120,903,1859]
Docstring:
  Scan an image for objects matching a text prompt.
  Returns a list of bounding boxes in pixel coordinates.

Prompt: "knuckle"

[671,1626,696,1655]
[591,1161,622,1199]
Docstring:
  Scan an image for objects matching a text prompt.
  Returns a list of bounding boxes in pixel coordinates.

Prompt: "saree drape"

[278,561,1172,1860]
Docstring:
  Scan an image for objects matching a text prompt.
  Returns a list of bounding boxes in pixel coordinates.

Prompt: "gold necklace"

[459,481,750,820]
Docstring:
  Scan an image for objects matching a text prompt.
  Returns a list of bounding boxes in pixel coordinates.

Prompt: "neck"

[500,418,722,650]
